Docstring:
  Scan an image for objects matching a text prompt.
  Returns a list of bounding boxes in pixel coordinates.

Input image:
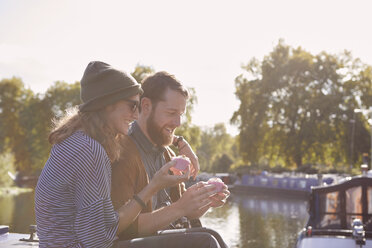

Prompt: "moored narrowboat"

[231,173,334,198]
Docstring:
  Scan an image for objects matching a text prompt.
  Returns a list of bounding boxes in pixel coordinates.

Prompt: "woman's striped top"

[35,131,119,248]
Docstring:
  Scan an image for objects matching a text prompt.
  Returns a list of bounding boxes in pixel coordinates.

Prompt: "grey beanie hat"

[79,61,143,112]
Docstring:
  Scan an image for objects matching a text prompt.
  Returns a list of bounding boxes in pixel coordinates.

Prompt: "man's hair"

[140,71,189,110]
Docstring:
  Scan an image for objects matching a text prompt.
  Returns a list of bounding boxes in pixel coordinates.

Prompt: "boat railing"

[300,226,372,239]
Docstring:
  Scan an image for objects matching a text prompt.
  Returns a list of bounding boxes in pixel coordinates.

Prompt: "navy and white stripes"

[35,131,118,248]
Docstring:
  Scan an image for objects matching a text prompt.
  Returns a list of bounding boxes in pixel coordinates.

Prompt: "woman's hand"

[150,160,190,192]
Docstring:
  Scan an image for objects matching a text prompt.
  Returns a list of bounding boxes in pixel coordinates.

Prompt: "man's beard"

[147,111,173,147]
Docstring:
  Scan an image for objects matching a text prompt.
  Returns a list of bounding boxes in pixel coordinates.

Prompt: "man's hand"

[175,182,216,218]
[151,160,190,192]
[209,184,230,208]
[176,137,200,180]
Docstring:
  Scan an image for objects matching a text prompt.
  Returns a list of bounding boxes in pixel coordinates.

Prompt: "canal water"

[0,191,308,248]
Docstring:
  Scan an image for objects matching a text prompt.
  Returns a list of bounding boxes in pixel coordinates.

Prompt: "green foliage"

[175,87,202,150]
[295,164,319,174]
[0,78,80,178]
[131,64,155,83]
[212,154,234,173]
[197,123,239,172]
[232,40,372,169]
[0,152,16,187]
[27,81,80,170]
[0,77,34,171]
[44,81,81,117]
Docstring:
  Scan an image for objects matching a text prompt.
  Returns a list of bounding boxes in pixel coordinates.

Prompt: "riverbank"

[0,187,33,197]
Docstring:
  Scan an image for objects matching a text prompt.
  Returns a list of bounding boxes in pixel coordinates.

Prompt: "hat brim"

[79,84,143,112]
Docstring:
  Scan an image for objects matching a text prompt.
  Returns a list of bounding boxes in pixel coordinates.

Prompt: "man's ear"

[140,97,152,115]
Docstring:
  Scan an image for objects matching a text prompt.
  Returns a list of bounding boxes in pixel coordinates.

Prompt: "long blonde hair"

[48,106,122,162]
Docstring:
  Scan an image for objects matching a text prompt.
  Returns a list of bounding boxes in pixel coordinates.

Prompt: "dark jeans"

[115,228,227,248]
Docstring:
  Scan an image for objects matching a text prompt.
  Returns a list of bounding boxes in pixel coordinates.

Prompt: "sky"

[1,0,372,135]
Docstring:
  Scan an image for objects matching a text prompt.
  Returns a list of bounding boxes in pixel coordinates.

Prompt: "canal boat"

[231,173,334,198]
[296,175,372,248]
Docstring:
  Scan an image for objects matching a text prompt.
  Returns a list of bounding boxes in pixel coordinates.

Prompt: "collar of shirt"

[129,121,166,155]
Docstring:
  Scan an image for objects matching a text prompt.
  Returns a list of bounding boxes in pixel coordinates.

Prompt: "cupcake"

[170,155,191,173]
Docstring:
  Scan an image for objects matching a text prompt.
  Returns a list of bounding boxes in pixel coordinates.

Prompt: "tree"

[175,87,202,150]
[0,77,33,171]
[231,40,372,168]
[213,154,234,173]
[23,81,81,171]
[197,123,237,172]
[0,78,81,175]
[131,64,154,83]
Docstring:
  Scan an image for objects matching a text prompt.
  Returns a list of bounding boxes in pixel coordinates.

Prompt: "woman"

[35,61,201,248]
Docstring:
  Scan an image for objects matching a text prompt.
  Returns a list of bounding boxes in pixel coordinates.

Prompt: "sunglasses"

[126,99,139,113]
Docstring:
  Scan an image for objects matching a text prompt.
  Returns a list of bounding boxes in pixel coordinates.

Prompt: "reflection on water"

[0,191,308,247]
[0,191,35,233]
[201,193,308,248]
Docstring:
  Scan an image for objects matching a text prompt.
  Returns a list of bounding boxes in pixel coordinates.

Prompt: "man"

[111,71,229,243]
